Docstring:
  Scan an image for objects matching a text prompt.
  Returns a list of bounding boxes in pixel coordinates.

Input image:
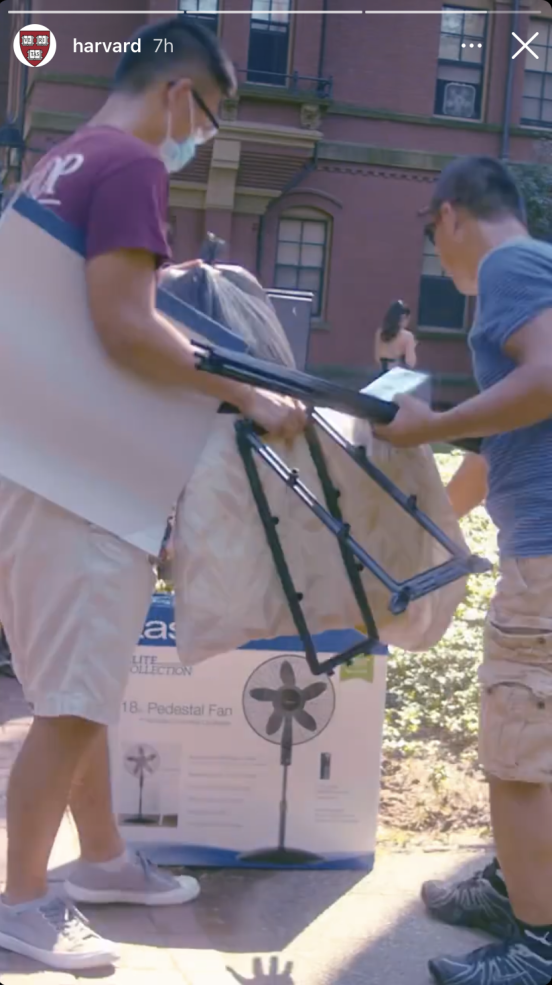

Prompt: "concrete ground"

[0,676,492,985]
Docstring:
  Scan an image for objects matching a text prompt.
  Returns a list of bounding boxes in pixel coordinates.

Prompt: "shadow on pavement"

[46,862,366,954]
[220,854,492,985]
[44,852,491,984]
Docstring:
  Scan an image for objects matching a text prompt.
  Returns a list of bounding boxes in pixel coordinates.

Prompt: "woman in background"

[374,300,417,373]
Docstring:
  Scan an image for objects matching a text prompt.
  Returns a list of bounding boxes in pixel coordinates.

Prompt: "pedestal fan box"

[109,595,388,871]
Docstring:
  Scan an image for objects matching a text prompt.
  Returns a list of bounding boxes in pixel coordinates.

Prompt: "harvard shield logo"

[14,24,57,68]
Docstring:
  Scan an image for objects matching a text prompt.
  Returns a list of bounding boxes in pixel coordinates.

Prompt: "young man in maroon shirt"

[0,16,305,971]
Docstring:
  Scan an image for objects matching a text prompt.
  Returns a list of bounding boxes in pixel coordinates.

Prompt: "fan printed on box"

[14,24,57,68]
[123,744,161,826]
[240,655,336,866]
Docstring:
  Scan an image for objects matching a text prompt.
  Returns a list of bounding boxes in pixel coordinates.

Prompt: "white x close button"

[512,31,539,59]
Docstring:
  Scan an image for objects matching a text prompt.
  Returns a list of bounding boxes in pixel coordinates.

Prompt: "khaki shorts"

[0,477,155,725]
[480,556,552,783]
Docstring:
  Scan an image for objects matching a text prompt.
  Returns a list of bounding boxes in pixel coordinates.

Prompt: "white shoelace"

[133,850,172,885]
[41,898,98,944]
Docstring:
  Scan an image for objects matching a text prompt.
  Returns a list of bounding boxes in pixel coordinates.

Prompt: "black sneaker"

[429,935,552,985]
[421,860,518,939]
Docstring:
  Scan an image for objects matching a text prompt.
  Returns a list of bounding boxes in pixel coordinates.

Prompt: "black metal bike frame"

[234,414,490,677]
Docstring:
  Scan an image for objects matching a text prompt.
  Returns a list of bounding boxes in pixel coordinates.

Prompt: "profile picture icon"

[14,24,57,68]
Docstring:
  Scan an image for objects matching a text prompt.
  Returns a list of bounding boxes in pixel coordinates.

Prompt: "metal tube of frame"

[312,411,474,561]
[235,424,381,675]
[246,432,400,593]
[305,423,380,641]
[194,343,483,454]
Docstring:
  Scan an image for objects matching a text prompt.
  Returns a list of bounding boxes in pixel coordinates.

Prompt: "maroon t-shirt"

[23,125,171,266]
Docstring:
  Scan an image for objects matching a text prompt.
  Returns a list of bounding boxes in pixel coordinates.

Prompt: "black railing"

[238,68,333,98]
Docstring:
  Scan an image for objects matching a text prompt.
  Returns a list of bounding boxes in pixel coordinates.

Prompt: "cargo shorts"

[479,556,552,784]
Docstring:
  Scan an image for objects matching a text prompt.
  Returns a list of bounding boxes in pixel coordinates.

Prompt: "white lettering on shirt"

[24,153,85,207]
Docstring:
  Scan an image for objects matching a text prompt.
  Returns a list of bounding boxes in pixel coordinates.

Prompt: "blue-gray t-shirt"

[469,236,552,558]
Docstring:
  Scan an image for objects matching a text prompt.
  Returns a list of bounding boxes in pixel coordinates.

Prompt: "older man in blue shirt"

[377,155,552,985]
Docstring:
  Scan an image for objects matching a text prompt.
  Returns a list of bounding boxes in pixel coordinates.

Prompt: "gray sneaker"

[65,850,201,906]
[0,895,119,970]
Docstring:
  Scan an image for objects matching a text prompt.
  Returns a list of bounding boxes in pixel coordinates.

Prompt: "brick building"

[0,0,549,400]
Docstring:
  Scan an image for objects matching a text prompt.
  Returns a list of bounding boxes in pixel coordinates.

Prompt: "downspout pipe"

[255,143,319,278]
[16,0,31,181]
[317,0,328,86]
[501,0,521,161]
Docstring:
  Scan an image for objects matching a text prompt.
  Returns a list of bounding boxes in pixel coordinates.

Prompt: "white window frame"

[274,208,330,319]
[434,5,488,121]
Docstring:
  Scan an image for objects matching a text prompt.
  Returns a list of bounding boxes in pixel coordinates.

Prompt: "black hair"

[427,155,526,224]
[380,300,410,342]
[113,16,236,96]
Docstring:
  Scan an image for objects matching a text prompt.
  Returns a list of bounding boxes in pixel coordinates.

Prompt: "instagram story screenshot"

[1,2,552,985]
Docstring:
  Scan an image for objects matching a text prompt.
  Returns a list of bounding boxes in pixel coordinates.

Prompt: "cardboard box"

[109,595,387,870]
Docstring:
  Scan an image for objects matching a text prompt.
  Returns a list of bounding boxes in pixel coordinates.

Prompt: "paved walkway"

[0,677,492,984]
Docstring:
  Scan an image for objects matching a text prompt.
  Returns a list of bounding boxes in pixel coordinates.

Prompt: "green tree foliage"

[510,140,552,241]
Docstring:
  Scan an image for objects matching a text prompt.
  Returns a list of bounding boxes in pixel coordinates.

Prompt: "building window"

[521,20,552,127]
[248,0,292,86]
[274,211,328,317]
[435,6,487,120]
[418,235,466,330]
[179,0,219,33]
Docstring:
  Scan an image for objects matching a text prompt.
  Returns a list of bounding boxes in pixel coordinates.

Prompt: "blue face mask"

[160,96,197,174]
[159,134,196,174]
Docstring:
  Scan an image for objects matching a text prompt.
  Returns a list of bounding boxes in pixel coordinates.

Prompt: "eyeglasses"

[191,88,219,144]
[167,82,220,144]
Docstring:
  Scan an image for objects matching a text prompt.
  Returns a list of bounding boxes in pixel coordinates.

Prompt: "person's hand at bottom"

[373,393,440,448]
[227,956,294,983]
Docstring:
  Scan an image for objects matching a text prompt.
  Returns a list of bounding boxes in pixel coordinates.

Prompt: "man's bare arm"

[446,453,488,519]
[374,309,552,448]
[86,249,306,438]
[425,311,552,442]
[87,249,248,397]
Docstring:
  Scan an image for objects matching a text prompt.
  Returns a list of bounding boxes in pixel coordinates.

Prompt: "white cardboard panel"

[0,205,220,553]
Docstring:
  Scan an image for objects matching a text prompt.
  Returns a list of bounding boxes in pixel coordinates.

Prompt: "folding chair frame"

[192,339,489,676]
[234,414,490,677]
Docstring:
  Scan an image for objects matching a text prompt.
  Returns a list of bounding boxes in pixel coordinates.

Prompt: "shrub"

[383,452,498,760]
